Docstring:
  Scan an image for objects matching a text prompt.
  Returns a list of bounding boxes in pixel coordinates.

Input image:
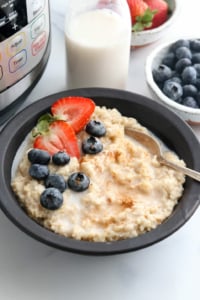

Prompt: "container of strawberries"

[127,0,179,46]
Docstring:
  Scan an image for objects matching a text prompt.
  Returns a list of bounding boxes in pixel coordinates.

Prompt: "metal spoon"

[125,127,200,182]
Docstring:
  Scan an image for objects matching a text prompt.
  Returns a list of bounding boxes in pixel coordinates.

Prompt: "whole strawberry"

[127,0,148,24]
[127,0,157,31]
[144,0,168,29]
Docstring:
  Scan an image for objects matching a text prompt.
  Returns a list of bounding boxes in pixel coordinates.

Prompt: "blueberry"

[153,64,172,83]
[82,136,103,154]
[162,81,183,101]
[175,58,192,74]
[157,81,164,91]
[162,52,176,68]
[28,149,50,165]
[192,53,200,64]
[196,92,200,105]
[52,151,70,166]
[183,85,198,97]
[85,120,106,137]
[170,39,190,51]
[40,187,63,210]
[175,97,183,104]
[175,47,192,60]
[182,66,197,84]
[170,76,182,84]
[29,164,49,180]
[182,97,199,108]
[67,172,90,192]
[190,39,200,52]
[45,174,67,193]
[195,78,200,89]
[194,64,200,77]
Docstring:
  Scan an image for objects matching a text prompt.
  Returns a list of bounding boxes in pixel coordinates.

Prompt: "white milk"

[65,8,131,89]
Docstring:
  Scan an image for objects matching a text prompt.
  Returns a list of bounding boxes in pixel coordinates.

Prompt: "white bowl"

[145,38,200,125]
[131,0,179,47]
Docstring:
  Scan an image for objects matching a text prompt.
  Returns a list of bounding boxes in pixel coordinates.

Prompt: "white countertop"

[1,1,200,299]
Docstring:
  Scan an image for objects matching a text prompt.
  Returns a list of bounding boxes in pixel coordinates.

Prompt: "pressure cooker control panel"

[0,0,50,92]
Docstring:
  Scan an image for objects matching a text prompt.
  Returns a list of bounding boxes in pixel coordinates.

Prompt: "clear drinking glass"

[65,0,131,90]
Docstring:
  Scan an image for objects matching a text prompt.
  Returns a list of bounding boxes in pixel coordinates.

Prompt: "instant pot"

[0,0,51,121]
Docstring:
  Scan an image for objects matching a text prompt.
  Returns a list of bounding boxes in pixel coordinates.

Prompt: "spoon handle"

[159,156,200,182]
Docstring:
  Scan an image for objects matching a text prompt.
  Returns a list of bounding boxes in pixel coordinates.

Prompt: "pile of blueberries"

[28,120,106,210]
[152,39,200,108]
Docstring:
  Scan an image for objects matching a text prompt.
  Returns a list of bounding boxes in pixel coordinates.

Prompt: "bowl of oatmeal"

[0,88,200,255]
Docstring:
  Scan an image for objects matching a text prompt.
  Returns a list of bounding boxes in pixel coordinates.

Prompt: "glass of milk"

[65,0,131,90]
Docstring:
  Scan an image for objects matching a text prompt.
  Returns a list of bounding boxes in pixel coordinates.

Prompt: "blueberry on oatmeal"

[52,151,70,166]
[82,136,103,154]
[28,149,51,165]
[29,164,49,180]
[45,174,67,193]
[40,187,63,210]
[68,172,90,192]
[85,120,106,137]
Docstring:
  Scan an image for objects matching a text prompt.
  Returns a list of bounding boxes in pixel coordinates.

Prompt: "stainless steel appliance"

[0,0,51,117]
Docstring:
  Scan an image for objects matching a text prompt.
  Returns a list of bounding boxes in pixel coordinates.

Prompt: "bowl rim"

[145,37,200,116]
[0,88,200,255]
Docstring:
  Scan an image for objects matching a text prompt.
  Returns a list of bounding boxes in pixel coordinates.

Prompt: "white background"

[0,1,200,299]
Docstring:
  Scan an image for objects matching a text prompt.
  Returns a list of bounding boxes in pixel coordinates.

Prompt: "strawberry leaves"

[132,8,157,32]
[32,113,57,137]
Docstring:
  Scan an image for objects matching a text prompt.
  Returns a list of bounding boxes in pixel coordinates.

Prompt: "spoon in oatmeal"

[125,127,200,182]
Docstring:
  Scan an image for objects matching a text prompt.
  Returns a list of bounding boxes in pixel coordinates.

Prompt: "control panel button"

[9,50,27,73]
[7,33,26,56]
[32,31,46,56]
[27,0,45,22]
[31,14,45,39]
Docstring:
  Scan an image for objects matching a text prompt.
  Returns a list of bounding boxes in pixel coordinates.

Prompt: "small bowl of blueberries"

[146,37,200,124]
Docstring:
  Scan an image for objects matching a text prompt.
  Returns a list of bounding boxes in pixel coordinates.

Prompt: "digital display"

[0,0,27,42]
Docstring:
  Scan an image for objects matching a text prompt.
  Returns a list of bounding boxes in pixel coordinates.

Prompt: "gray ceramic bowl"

[0,88,200,255]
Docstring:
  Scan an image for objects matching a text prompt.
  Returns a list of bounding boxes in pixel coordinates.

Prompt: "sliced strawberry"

[51,96,95,133]
[33,120,80,158]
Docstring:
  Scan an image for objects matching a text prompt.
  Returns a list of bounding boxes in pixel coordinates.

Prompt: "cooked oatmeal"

[11,106,185,242]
